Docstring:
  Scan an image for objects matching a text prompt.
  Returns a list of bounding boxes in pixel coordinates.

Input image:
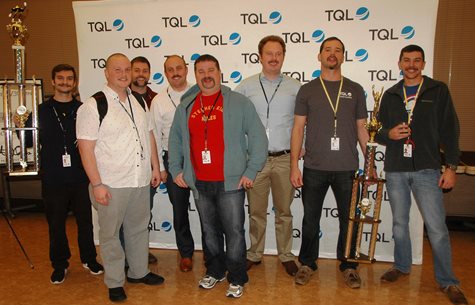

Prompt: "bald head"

[104,53,131,95]
[105,53,129,69]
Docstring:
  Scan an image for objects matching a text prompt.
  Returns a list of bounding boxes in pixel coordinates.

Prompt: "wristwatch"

[446,164,457,171]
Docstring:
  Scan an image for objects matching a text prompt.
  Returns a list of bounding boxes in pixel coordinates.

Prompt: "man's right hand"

[174,172,189,188]
[290,167,303,188]
[389,123,411,140]
[93,185,112,206]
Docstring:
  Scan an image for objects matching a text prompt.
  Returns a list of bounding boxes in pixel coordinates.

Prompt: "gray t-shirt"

[294,77,367,171]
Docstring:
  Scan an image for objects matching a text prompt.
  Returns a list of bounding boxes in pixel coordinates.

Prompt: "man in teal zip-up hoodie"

[168,54,267,298]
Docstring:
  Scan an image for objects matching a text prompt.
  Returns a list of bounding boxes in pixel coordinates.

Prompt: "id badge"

[403,144,412,158]
[62,154,71,167]
[202,150,211,164]
[331,137,340,151]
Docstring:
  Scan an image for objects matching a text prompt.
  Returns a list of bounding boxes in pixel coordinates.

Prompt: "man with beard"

[376,44,467,305]
[126,56,158,264]
[130,56,157,108]
[77,53,163,302]
[235,35,301,276]
[17,64,103,284]
[290,37,369,288]
[168,54,267,298]
[150,55,195,272]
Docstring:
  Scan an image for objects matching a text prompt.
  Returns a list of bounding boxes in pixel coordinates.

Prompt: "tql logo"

[201,33,241,46]
[325,7,369,21]
[369,25,415,40]
[87,19,124,32]
[162,15,201,28]
[124,35,162,49]
[240,11,282,24]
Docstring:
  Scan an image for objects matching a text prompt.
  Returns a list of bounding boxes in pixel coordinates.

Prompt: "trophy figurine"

[344,86,386,263]
[1,1,41,176]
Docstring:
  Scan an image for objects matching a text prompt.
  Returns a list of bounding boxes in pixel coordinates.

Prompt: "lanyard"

[259,74,282,125]
[403,78,424,125]
[200,91,221,151]
[166,87,178,108]
[52,105,74,154]
[117,95,144,159]
[320,77,344,137]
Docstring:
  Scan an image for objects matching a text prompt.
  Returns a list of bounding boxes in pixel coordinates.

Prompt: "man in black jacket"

[20,64,103,284]
[376,45,467,305]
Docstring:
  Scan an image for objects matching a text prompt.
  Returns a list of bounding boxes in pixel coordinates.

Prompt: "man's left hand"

[439,169,456,189]
[238,176,254,190]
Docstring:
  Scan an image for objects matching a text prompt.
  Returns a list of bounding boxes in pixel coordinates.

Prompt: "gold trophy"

[1,1,41,176]
[344,86,386,263]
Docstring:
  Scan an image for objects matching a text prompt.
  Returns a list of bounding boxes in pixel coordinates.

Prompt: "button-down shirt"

[235,73,301,152]
[150,83,191,170]
[76,85,153,188]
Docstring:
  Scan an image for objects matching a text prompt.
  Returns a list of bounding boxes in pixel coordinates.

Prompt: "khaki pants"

[247,154,295,262]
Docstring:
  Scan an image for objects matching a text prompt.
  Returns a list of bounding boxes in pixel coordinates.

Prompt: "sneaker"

[82,261,104,275]
[295,265,314,285]
[226,283,244,298]
[50,268,67,284]
[441,285,468,305]
[342,268,361,289]
[198,275,226,289]
[380,267,409,283]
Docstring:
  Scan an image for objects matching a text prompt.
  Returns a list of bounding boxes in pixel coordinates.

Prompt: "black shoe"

[50,268,67,285]
[109,287,127,302]
[127,272,165,285]
[82,260,104,275]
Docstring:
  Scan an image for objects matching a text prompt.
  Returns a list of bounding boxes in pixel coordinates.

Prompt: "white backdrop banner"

[74,0,439,264]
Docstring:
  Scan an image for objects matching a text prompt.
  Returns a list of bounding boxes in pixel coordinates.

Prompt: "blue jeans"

[299,168,358,271]
[194,180,248,286]
[386,169,459,287]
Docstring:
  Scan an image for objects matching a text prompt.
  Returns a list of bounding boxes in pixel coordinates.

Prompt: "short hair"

[258,35,286,55]
[51,64,76,80]
[131,56,151,69]
[319,36,345,54]
[399,44,425,62]
[164,55,187,70]
[105,53,128,68]
[194,54,220,71]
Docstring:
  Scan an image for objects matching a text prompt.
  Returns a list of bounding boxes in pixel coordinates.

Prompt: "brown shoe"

[342,269,361,289]
[148,252,157,264]
[282,261,298,276]
[246,259,261,270]
[380,267,409,282]
[179,257,193,272]
[441,285,468,305]
[295,265,314,285]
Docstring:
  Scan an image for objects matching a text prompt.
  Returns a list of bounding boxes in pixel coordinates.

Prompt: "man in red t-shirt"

[168,54,268,298]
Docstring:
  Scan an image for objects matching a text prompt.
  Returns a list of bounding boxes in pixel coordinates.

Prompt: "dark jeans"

[163,151,194,258]
[298,168,358,271]
[42,182,97,270]
[194,180,248,286]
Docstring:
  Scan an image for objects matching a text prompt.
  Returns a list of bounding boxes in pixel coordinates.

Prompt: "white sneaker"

[226,283,243,298]
[198,275,225,289]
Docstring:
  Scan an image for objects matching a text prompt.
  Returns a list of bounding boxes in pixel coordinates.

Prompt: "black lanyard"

[52,105,74,154]
[117,95,144,159]
[259,74,282,121]
[167,87,178,108]
[200,91,221,151]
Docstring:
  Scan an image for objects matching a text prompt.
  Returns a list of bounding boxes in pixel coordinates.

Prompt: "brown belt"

[268,150,290,157]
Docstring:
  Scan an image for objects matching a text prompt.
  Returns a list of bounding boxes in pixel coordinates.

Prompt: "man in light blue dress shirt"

[235,35,301,276]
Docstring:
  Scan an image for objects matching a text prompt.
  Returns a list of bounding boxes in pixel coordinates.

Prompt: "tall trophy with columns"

[2,2,41,176]
[344,86,386,263]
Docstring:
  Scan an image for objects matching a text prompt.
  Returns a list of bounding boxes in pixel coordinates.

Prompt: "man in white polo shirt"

[77,53,163,302]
